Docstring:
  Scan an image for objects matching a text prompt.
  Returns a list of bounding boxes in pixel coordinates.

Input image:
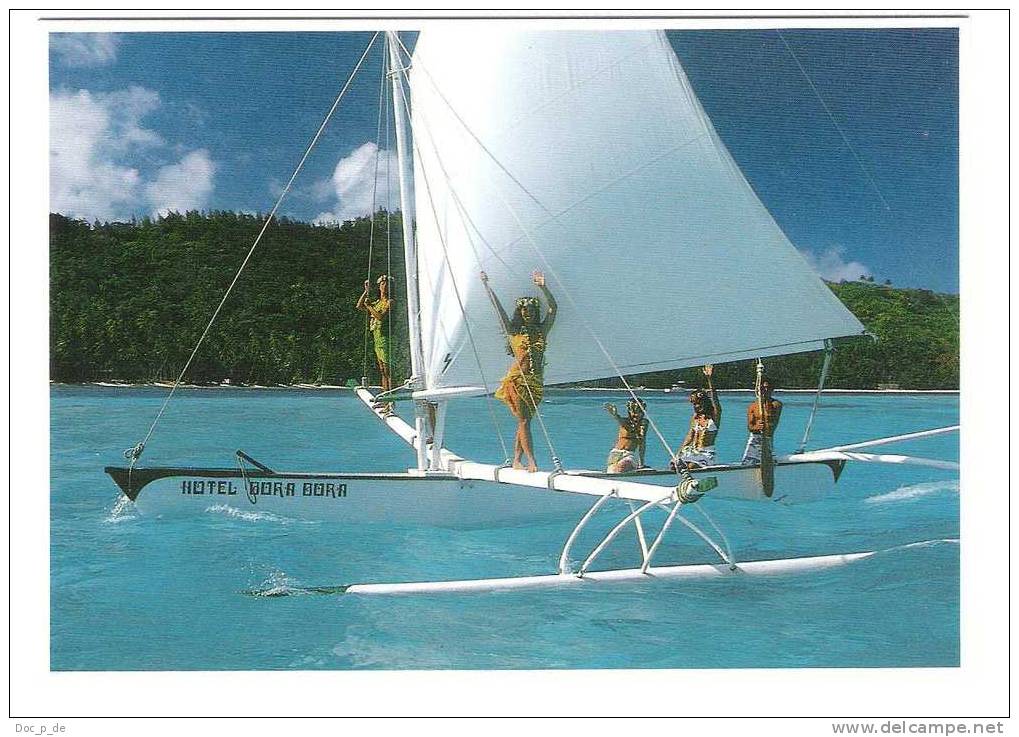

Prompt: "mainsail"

[407,30,865,392]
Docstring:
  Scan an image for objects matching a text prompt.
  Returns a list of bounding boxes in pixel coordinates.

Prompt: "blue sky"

[49,28,958,292]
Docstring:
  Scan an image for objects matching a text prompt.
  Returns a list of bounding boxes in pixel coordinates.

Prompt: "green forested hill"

[49,211,958,389]
[50,211,410,385]
[646,280,959,391]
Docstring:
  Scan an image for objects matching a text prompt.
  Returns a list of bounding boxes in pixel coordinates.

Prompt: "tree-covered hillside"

[49,212,959,389]
[641,280,959,391]
[50,211,410,385]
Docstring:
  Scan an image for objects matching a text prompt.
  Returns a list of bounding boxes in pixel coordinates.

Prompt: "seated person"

[672,365,721,469]
[603,398,648,473]
[741,377,782,464]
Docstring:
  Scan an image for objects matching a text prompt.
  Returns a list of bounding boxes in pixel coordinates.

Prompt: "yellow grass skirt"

[495,369,543,419]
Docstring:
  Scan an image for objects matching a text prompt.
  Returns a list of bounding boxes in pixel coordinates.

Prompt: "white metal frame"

[556,489,734,579]
[335,388,959,595]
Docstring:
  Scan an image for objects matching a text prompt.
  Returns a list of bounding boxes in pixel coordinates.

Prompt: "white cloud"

[49,86,215,220]
[799,246,872,283]
[313,142,401,224]
[145,150,216,217]
[51,33,120,67]
[50,88,152,220]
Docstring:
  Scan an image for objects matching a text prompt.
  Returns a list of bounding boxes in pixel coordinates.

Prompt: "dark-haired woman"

[672,364,721,469]
[603,398,648,473]
[481,269,557,472]
[356,274,393,413]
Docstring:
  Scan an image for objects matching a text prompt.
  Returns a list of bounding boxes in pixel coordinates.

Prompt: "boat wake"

[887,538,959,552]
[243,569,347,598]
[865,480,959,505]
[203,504,316,525]
[104,494,138,523]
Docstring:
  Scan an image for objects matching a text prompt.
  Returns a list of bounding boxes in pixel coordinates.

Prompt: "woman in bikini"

[603,398,648,473]
[481,269,557,472]
[672,364,721,469]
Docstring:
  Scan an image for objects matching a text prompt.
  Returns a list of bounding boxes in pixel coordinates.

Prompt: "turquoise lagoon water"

[51,385,959,670]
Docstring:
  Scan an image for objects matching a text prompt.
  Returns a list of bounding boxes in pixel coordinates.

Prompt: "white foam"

[104,494,138,523]
[203,504,313,524]
[250,568,301,597]
[865,479,960,504]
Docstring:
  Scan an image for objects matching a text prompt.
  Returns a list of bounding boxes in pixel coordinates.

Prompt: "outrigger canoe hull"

[103,458,842,528]
[104,466,595,527]
[106,388,844,526]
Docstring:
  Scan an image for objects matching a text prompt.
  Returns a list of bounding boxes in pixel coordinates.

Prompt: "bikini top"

[689,416,718,448]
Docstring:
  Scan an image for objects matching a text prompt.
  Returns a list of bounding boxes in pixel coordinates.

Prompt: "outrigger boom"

[353,388,843,505]
[354,388,959,501]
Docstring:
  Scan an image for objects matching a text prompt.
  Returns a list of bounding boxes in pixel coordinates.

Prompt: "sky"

[49,28,958,292]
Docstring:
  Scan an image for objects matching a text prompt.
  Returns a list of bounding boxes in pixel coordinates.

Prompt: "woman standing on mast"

[481,269,557,472]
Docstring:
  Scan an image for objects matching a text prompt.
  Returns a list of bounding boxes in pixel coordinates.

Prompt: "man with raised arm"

[741,376,782,465]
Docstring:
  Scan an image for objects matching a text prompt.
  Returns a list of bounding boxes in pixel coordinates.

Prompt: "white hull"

[106,389,843,526]
[105,457,840,528]
[108,469,596,527]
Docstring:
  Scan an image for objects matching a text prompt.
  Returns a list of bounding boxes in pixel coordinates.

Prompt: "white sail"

[408,30,866,391]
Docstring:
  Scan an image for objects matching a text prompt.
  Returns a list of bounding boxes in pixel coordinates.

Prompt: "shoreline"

[52,381,960,395]
[553,387,960,395]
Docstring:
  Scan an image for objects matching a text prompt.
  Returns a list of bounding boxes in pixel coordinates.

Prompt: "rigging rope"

[394,36,545,214]
[124,32,380,466]
[393,80,541,465]
[388,47,512,462]
[361,44,389,382]
[398,36,690,484]
[411,156,514,464]
[798,340,834,453]
[776,30,891,212]
[384,58,394,375]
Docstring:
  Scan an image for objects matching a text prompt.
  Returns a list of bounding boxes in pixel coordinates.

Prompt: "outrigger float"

[106,30,959,595]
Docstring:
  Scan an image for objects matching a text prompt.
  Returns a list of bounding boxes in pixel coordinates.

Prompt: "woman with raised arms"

[481,270,557,472]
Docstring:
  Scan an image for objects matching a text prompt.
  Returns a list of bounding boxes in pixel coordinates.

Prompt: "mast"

[387,31,428,471]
